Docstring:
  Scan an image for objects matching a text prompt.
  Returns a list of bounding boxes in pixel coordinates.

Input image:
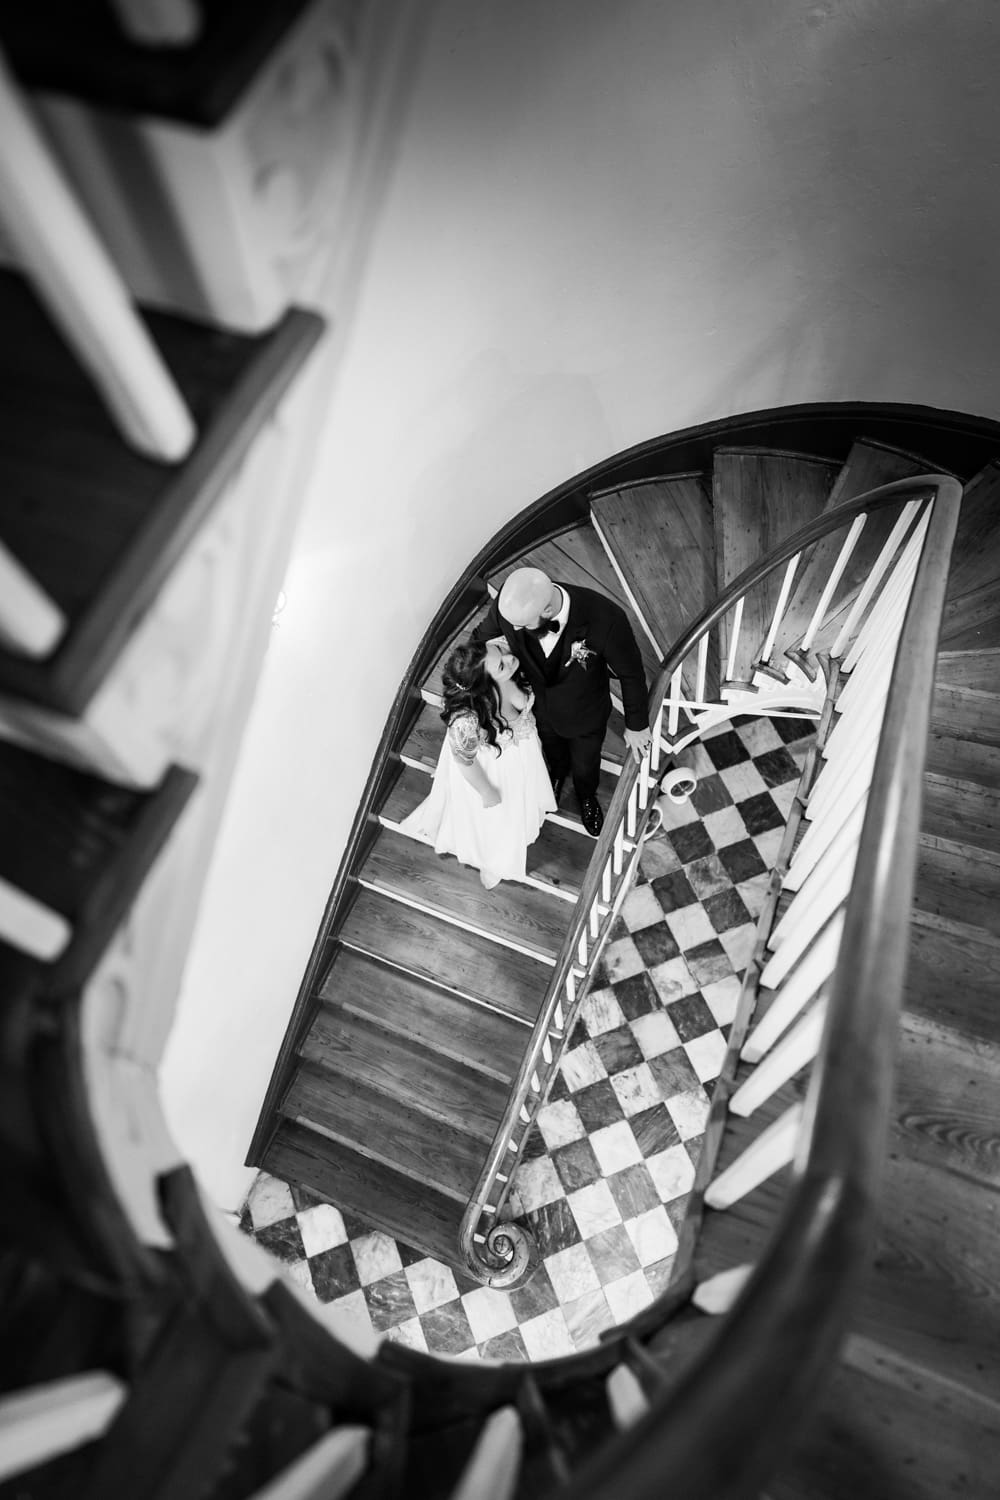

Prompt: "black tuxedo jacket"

[474,584,649,737]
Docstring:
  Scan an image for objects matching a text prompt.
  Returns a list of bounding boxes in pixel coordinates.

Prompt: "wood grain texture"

[362,827,573,962]
[591,476,717,695]
[914,838,1000,937]
[319,948,529,1084]
[906,913,1000,1050]
[265,1122,465,1268]
[921,773,1000,856]
[767,439,936,671]
[339,887,549,1024]
[893,1014,1000,1189]
[300,1006,509,1140]
[932,680,1000,748]
[934,647,1000,691]
[712,450,838,686]
[284,1064,487,1202]
[943,462,1000,610]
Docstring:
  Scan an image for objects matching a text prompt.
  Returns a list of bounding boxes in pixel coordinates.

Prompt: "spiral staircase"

[5,405,1000,1499]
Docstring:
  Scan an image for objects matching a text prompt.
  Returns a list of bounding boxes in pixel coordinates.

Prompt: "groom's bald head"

[498,568,559,630]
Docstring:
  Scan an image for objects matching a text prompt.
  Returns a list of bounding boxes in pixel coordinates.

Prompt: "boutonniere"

[568,639,595,669]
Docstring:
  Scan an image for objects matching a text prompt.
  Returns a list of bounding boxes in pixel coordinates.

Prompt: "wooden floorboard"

[934,647,1000,692]
[924,729,1000,789]
[712,449,837,684]
[265,1122,466,1269]
[284,1063,487,1202]
[339,887,550,1025]
[906,912,1000,1050]
[944,461,1000,606]
[921,773,1000,856]
[893,1014,1000,1190]
[931,680,1000,747]
[914,837,1000,937]
[362,827,574,963]
[319,948,529,1084]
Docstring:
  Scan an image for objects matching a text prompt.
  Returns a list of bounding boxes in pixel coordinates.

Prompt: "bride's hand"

[481,787,501,809]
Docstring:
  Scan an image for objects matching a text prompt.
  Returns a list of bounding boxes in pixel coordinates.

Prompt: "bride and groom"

[401,567,652,890]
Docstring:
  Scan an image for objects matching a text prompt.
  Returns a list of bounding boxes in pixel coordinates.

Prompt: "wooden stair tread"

[590,475,717,694]
[906,914,1000,1050]
[934,646,1000,693]
[921,772,1000,857]
[0,270,323,714]
[894,1013,1000,1190]
[942,462,1000,629]
[300,1004,511,1140]
[924,729,1000,790]
[265,1121,466,1270]
[361,826,573,963]
[340,887,549,1025]
[768,438,937,672]
[486,523,662,685]
[914,837,1000,938]
[712,449,837,684]
[319,947,529,1084]
[931,678,1000,749]
[283,1063,487,1202]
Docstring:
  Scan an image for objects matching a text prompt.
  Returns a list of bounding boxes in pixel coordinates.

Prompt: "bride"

[400,636,556,889]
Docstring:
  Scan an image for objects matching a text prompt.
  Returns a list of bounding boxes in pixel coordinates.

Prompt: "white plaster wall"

[162,0,1000,1208]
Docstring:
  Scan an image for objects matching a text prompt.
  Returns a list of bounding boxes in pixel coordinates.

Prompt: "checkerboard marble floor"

[239,715,814,1362]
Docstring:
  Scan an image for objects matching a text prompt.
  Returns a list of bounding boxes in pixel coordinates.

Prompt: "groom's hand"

[624,725,654,764]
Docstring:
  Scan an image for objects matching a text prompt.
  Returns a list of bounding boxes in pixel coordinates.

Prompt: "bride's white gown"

[399,700,556,886]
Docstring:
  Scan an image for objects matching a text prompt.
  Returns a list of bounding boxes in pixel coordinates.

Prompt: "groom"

[474,567,653,836]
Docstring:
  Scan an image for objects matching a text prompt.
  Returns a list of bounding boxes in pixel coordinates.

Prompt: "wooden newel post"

[0,48,197,462]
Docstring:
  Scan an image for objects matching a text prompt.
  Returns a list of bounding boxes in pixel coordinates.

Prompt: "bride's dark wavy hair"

[440,638,527,753]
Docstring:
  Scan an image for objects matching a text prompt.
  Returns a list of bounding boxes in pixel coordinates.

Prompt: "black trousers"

[538,713,608,801]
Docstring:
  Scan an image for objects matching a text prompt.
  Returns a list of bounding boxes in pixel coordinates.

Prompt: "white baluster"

[0,876,72,961]
[759,554,800,667]
[730,998,828,1117]
[0,1374,126,1485]
[637,757,650,811]
[542,1036,552,1065]
[626,783,638,838]
[832,638,895,721]
[668,667,682,737]
[703,1102,804,1209]
[0,52,195,461]
[108,0,201,43]
[589,897,600,940]
[613,824,625,875]
[746,912,845,1061]
[842,511,929,673]
[695,634,709,701]
[725,596,745,683]
[578,932,589,967]
[0,540,66,658]
[692,1263,755,1314]
[798,514,868,653]
[772,829,859,949]
[449,1407,521,1500]
[829,501,921,658]
[606,1366,650,1431]
[650,700,665,773]
[783,789,867,893]
[602,863,612,902]
[519,1104,531,1124]
[807,735,878,833]
[530,1072,540,1094]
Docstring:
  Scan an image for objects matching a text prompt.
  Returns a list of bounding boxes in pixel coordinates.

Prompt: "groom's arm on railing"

[599,595,652,749]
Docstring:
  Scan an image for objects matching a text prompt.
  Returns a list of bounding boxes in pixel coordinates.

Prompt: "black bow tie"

[526,617,560,637]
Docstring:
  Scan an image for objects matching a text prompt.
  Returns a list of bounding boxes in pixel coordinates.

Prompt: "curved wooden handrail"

[569,472,963,1498]
[459,473,959,1281]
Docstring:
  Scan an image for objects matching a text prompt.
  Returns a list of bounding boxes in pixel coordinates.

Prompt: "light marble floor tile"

[405,1258,459,1315]
[563,1287,617,1350]
[582,986,627,1035]
[285,1258,315,1295]
[646,1143,697,1203]
[702,974,743,1027]
[325,1288,375,1347]
[567,1180,621,1238]
[665,903,716,951]
[630,1008,682,1060]
[462,1287,518,1343]
[247,1173,294,1231]
[625,1205,679,1268]
[545,1243,601,1302]
[352,1231,403,1286]
[770,779,800,818]
[561,1039,607,1092]
[638,837,682,877]
[513,1155,565,1213]
[599,935,647,984]
[383,1316,429,1352]
[620,883,667,932]
[520,1307,576,1360]
[609,1062,663,1117]
[297,1203,347,1258]
[685,1031,729,1083]
[703,805,749,850]
[718,761,769,801]
[537,1098,586,1148]
[589,1119,644,1176]
[666,1088,712,1141]
[738,872,773,915]
[752,827,785,867]
[653,793,700,830]
[649,955,699,1004]
[720,923,757,971]
[735,718,784,755]
[604,1269,655,1323]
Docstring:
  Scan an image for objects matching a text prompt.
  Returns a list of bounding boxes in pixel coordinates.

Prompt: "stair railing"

[460,473,961,1285]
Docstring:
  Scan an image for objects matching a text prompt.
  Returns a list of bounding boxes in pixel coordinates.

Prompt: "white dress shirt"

[539,585,571,657]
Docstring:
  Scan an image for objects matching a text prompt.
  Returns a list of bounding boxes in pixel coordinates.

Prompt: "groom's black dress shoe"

[579,796,604,838]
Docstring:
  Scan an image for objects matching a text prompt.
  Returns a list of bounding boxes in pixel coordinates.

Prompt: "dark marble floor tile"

[552,1137,604,1193]
[479,1328,529,1362]
[703,886,752,933]
[521,1126,549,1161]
[420,1300,476,1355]
[606,1162,661,1220]
[254,1217,305,1265]
[668,821,713,864]
[585,1223,642,1283]
[717,837,768,883]
[238,1207,252,1237]
[526,1197,583,1256]
[685,853,731,900]
[664,993,718,1042]
[591,1024,645,1076]
[689,772,734,816]
[547,1069,571,1104]
[289,1183,324,1213]
[683,938,732,986]
[664,1197,689,1236]
[771,716,816,744]
[573,1078,627,1133]
[610,971,660,1020]
[397,1242,426,1269]
[702,729,750,769]
[630,1103,682,1156]
[644,1254,678,1298]
[631,921,680,968]
[340,1211,373,1240]
[309,1242,360,1301]
[754,745,802,788]
[738,791,784,836]
[684,1135,706,1170]
[509,1262,559,1322]
[608,914,630,943]
[649,868,697,913]
[569,1018,589,1049]
[364,1269,417,1332]
[648,1047,703,1096]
